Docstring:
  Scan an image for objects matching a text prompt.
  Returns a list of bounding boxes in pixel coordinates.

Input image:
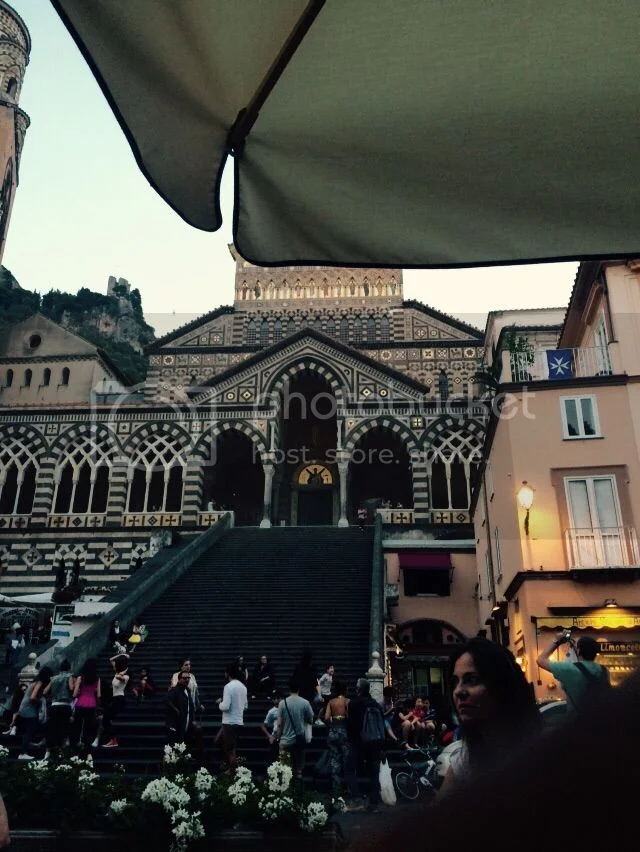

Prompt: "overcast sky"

[4,1,578,337]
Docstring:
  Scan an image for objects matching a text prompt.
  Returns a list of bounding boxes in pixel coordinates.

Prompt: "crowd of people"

[0,624,623,824]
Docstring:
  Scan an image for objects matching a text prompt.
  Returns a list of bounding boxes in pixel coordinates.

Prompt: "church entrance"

[273,369,339,525]
[292,463,337,525]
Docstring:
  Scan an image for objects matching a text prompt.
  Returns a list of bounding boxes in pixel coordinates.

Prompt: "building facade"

[474,259,640,699]
[0,254,487,686]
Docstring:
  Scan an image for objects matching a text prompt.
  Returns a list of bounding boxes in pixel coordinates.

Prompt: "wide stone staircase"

[87,526,375,776]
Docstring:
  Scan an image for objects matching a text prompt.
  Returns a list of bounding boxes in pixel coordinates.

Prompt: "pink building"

[474,260,640,701]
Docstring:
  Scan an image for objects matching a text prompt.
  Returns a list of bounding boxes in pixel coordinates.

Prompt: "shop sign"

[537,615,640,630]
[599,641,640,654]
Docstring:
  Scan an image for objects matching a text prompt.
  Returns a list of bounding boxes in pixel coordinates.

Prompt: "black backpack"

[361,701,386,745]
[574,662,610,708]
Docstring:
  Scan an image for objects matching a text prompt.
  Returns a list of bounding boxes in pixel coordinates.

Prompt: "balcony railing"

[198,510,235,527]
[47,513,106,529]
[509,346,612,383]
[565,527,640,569]
[376,508,415,525]
[122,512,182,528]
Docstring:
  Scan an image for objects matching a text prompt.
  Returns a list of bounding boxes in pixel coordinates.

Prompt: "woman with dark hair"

[324,678,358,798]
[71,658,101,749]
[17,666,52,760]
[439,638,540,795]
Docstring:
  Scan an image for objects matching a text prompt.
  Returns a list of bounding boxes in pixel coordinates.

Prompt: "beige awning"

[51,0,640,267]
[537,615,640,631]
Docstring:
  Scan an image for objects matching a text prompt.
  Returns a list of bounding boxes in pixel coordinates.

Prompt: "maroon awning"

[398,552,452,570]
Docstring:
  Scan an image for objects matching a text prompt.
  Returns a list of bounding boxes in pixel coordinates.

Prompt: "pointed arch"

[126,428,189,513]
[425,424,484,512]
[51,428,117,515]
[344,416,419,454]
[264,357,347,407]
[193,421,269,464]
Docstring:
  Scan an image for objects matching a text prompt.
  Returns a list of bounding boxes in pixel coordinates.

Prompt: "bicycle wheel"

[395,771,420,800]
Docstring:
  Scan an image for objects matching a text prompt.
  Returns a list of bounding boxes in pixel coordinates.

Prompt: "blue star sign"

[546,349,574,379]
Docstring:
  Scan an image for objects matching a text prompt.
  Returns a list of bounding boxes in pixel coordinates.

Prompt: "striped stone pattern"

[343,415,418,454]
[182,460,205,526]
[412,460,430,522]
[30,456,56,526]
[390,307,405,342]
[193,421,269,464]
[106,457,130,527]
[268,359,347,405]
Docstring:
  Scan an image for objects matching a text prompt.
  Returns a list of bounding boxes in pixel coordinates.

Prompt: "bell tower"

[0,0,29,263]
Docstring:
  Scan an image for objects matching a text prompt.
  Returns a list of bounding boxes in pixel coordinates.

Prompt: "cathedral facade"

[0,250,487,596]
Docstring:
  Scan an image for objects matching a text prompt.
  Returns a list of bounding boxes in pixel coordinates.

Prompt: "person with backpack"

[537,633,610,712]
[346,678,386,813]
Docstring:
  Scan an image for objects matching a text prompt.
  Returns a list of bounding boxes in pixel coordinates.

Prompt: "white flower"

[78,769,100,789]
[56,764,73,774]
[69,754,93,767]
[26,759,49,774]
[194,767,213,801]
[141,778,191,815]
[266,761,293,794]
[171,810,204,851]
[258,794,296,821]
[108,799,131,816]
[0,745,8,760]
[163,742,190,765]
[299,801,328,833]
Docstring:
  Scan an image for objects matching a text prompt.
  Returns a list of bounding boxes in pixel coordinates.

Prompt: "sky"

[3,1,578,337]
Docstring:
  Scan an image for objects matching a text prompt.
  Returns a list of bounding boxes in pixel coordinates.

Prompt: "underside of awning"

[536,615,640,631]
[399,553,452,570]
[51,0,640,267]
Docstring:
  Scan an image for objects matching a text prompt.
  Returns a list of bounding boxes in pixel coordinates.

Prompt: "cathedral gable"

[193,332,427,408]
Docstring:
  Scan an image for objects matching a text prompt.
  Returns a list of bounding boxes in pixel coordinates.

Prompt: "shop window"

[403,569,451,597]
[561,395,599,439]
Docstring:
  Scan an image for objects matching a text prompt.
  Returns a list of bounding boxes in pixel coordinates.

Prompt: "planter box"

[9,826,339,851]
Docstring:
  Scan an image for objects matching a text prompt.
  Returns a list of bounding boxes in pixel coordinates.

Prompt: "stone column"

[105,455,129,527]
[182,457,205,527]
[366,651,385,703]
[30,455,56,527]
[260,461,275,528]
[412,458,430,523]
[337,457,349,527]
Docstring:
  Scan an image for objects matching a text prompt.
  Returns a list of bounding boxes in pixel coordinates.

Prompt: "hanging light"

[516,481,534,535]
[604,598,618,608]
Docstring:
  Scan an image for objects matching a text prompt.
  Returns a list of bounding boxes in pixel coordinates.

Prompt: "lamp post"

[517,481,534,535]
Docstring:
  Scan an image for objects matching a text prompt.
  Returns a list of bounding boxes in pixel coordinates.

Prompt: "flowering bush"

[2,750,336,850]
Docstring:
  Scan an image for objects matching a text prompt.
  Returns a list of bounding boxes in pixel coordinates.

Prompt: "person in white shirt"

[217,662,248,774]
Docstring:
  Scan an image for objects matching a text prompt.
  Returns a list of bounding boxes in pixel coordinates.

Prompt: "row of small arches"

[238,278,399,301]
[4,367,70,389]
[246,315,390,346]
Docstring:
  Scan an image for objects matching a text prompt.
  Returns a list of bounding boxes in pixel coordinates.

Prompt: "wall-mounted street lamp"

[517,481,534,535]
[604,598,618,608]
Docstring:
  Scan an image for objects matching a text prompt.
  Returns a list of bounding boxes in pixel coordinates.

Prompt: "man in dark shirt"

[166,671,195,745]
[347,678,383,812]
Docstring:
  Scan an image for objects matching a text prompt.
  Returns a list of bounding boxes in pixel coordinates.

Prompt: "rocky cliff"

[0,267,155,383]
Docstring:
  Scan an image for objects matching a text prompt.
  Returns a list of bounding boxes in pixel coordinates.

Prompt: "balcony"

[507,346,612,383]
[565,527,640,569]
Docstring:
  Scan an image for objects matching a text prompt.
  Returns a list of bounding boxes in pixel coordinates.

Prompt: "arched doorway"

[348,426,413,521]
[292,462,337,526]
[274,369,339,525]
[201,430,264,526]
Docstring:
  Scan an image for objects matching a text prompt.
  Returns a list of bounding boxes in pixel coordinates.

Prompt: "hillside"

[0,268,155,383]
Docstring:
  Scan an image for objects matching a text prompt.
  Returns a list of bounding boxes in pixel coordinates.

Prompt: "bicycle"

[393,745,439,800]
